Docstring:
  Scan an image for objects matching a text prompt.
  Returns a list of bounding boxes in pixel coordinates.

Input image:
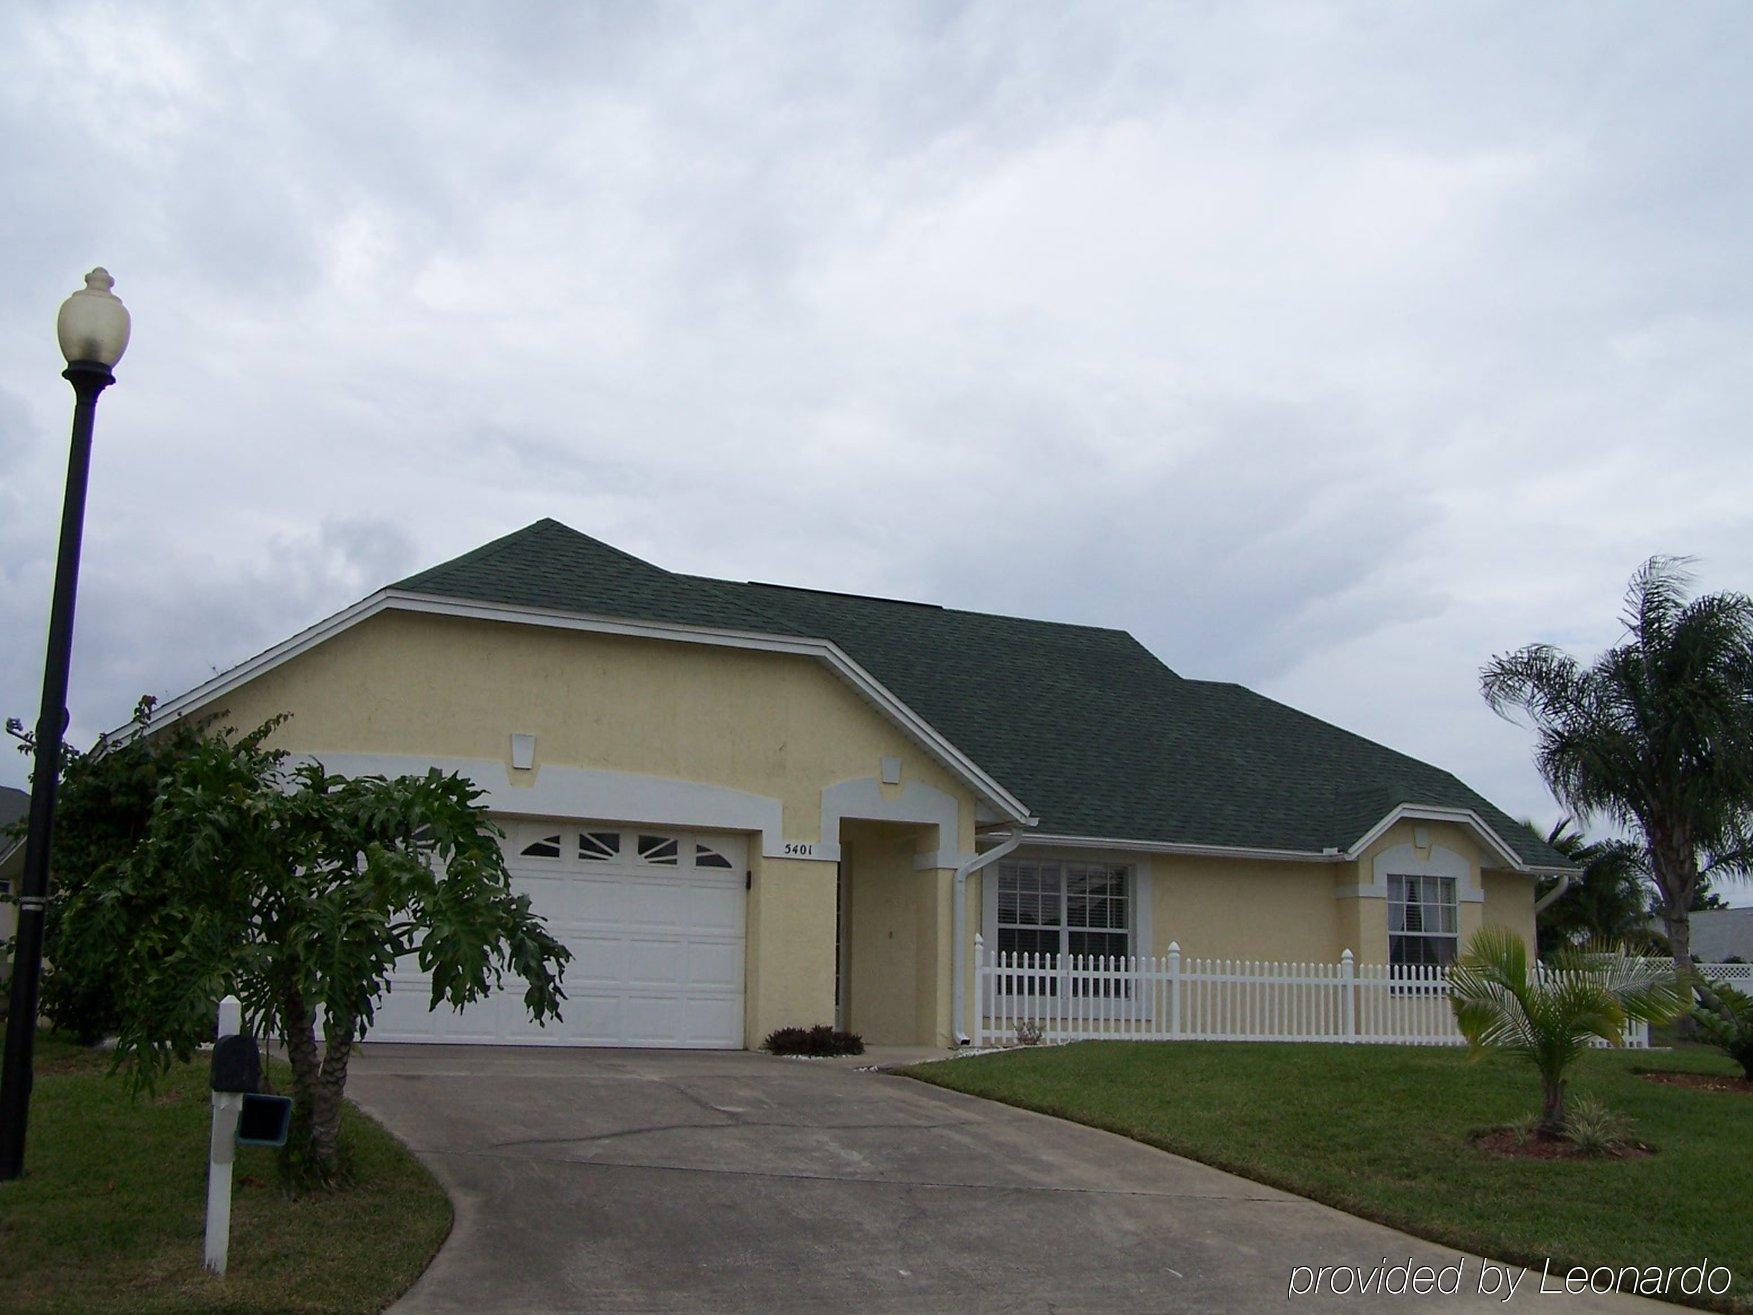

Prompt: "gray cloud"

[2,3,1750,899]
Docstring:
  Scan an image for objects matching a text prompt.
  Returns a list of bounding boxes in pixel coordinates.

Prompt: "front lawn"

[0,1033,451,1314]
[905,1041,1751,1313]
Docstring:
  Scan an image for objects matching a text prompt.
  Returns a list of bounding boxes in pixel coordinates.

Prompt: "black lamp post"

[0,268,131,1181]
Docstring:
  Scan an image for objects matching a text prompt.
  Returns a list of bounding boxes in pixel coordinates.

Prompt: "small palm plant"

[1691,981,1753,1079]
[1448,927,1686,1136]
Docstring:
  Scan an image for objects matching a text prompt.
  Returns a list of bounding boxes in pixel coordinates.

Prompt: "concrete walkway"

[348,1045,1655,1314]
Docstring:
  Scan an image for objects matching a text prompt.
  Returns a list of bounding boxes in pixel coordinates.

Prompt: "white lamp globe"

[56,268,131,369]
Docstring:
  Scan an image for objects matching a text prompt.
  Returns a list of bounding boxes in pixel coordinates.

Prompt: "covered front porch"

[834,818,971,1048]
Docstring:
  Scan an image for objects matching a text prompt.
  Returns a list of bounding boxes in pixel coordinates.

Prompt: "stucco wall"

[1147,853,1343,961]
[206,609,981,852]
[745,852,837,1044]
[198,608,985,1048]
[1481,869,1538,949]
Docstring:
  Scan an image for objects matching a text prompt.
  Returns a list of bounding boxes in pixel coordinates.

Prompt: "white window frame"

[982,856,1147,1013]
[1368,839,1474,976]
[1387,872,1459,969]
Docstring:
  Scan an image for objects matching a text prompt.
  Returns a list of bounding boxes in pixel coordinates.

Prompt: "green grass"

[905,1041,1752,1313]
[0,1033,452,1314]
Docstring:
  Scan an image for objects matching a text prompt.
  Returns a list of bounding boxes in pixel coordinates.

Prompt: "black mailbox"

[236,1093,294,1148]
[211,1034,262,1094]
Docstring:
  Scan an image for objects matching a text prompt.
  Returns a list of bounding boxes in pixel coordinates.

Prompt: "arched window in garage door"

[520,834,563,859]
[637,834,679,865]
[577,831,621,862]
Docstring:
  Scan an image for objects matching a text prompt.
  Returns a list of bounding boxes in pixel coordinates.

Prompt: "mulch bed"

[1637,1070,1753,1095]
[1471,1128,1654,1161]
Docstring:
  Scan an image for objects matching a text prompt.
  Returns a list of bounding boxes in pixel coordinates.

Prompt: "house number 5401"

[782,842,818,858]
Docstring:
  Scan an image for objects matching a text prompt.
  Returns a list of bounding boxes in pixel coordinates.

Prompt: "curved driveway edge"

[347,1045,1657,1314]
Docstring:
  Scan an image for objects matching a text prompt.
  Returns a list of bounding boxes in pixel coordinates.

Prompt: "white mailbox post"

[204,994,244,1276]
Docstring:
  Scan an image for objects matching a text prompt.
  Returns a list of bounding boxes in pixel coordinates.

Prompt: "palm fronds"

[1449,927,1686,1131]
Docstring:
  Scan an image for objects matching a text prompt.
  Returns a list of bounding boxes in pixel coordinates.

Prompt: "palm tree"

[1449,928,1686,1133]
[1531,819,1654,956]
[1482,557,1753,980]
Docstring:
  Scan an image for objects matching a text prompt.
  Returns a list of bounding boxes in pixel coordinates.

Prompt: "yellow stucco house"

[140,519,1573,1050]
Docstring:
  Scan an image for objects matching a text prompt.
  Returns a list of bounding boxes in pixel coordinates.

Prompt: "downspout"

[1532,873,1576,915]
[951,831,1026,1045]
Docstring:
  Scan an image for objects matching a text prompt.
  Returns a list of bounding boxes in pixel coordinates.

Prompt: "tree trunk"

[280,986,322,1128]
[279,986,350,1187]
[310,1011,355,1180]
[1664,908,1695,980]
[1540,1075,1566,1137]
[1650,840,1700,1035]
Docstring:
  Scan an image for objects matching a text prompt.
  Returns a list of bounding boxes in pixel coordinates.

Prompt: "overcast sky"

[2,4,1750,898]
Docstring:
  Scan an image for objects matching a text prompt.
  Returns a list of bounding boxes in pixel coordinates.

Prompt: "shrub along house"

[140,519,1571,1050]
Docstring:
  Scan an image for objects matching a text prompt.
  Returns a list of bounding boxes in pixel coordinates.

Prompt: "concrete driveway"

[348,1045,1653,1314]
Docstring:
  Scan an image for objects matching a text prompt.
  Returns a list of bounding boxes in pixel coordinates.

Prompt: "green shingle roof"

[393,519,1568,870]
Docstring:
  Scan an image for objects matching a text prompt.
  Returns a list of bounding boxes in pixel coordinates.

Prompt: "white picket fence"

[973,937,1661,1049]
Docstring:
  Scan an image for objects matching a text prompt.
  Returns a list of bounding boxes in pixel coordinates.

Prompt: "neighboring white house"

[1690,907,1753,963]
[0,785,27,969]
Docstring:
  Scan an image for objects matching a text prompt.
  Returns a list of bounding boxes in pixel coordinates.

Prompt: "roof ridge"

[397,518,674,593]
[745,580,943,610]
[698,573,1138,639]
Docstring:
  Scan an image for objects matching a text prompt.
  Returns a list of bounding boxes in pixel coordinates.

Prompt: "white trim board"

[1341,804,1567,875]
[998,809,1570,877]
[120,589,1034,827]
[1357,840,1483,904]
[822,775,961,864]
[297,754,800,859]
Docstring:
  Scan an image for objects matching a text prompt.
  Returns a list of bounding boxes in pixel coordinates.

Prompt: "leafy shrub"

[12,697,184,1044]
[763,1025,864,1056]
[1560,1095,1635,1155]
[39,960,121,1044]
[1692,981,1753,1079]
[1505,1112,1543,1145]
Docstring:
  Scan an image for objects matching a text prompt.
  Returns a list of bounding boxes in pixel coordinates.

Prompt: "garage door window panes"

[521,834,563,859]
[638,835,679,865]
[695,843,734,870]
[577,831,620,861]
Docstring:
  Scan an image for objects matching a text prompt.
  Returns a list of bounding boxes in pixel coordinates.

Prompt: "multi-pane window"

[996,861,1131,967]
[520,834,563,859]
[1388,874,1458,968]
[637,834,679,865]
[577,831,621,861]
[695,843,734,870]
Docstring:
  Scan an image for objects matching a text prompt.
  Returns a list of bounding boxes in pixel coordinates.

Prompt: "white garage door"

[369,820,747,1048]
